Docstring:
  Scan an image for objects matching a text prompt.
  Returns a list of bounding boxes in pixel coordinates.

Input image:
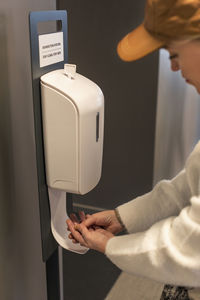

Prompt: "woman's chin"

[195,85,200,94]
[188,82,200,94]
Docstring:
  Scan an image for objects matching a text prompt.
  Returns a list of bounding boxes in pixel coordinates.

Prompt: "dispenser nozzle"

[64,64,76,79]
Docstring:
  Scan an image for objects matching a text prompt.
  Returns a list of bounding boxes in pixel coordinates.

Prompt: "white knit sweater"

[105,141,200,287]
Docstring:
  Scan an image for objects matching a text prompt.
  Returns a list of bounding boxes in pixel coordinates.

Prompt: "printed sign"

[38,32,64,67]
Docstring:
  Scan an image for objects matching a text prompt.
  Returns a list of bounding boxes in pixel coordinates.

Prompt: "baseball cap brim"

[117,23,164,62]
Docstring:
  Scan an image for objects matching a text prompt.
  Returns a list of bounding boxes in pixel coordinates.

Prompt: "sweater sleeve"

[105,141,200,287]
[116,168,193,234]
[106,196,200,287]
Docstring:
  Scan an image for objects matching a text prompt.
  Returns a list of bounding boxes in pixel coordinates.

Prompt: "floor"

[105,272,200,300]
[105,272,164,300]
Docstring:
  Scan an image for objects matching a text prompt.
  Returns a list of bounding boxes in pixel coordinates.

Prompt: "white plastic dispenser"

[40,65,104,194]
[40,64,104,254]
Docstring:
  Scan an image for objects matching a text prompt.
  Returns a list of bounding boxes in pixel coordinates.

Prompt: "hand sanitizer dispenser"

[40,64,104,253]
[41,64,104,194]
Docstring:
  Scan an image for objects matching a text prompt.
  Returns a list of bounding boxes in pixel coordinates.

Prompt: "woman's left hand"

[67,219,114,253]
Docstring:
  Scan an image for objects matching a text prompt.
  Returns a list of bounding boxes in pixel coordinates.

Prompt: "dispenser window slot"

[96,112,100,142]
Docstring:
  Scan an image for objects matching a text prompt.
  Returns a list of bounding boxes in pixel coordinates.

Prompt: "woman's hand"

[66,210,123,252]
[67,218,114,253]
[80,210,123,234]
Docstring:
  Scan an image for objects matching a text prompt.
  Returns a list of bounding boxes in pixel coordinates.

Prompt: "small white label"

[39,32,64,68]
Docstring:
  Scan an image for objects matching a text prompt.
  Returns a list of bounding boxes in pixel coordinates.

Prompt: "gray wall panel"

[0,1,56,299]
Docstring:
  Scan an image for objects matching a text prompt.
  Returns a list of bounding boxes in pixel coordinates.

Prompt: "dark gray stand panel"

[29,10,67,262]
[58,0,159,210]
[57,2,159,299]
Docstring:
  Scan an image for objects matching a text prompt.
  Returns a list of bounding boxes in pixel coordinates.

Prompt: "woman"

[67,0,200,298]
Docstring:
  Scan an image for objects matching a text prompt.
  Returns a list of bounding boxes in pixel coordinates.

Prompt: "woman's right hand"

[82,210,124,235]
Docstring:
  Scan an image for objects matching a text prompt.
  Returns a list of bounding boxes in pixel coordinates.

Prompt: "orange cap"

[117,0,200,62]
[117,23,164,62]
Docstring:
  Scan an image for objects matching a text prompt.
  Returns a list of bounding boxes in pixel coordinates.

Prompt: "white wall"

[154,49,200,184]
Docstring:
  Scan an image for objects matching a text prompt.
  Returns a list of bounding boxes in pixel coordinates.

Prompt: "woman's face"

[166,40,200,93]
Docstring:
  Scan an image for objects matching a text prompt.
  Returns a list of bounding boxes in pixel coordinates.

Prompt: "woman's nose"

[171,59,180,72]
